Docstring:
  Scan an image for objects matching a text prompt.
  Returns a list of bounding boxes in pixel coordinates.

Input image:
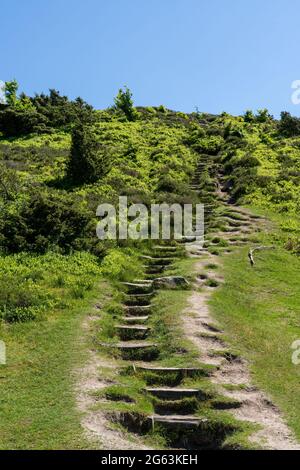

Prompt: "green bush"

[67,124,111,184]
[101,248,142,281]
[279,112,300,137]
[0,107,48,137]
[1,190,93,254]
[114,86,137,121]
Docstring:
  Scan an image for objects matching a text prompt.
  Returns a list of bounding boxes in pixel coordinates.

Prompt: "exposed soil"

[183,206,300,450]
[75,314,151,450]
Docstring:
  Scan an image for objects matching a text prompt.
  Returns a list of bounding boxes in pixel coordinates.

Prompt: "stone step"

[145,387,205,400]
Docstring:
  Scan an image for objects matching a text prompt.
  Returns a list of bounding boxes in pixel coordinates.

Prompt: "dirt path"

[75,313,151,450]
[183,204,300,450]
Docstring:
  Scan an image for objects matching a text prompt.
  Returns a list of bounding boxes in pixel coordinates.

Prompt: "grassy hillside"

[0,87,299,448]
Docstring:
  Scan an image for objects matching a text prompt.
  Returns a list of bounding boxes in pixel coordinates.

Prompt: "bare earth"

[183,211,300,450]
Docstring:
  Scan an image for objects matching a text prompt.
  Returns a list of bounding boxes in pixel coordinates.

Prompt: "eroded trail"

[183,199,300,449]
[76,315,151,450]
[75,157,300,450]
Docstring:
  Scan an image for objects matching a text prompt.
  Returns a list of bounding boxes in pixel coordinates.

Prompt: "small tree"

[5,80,19,107]
[256,108,272,123]
[68,124,111,184]
[279,111,300,137]
[244,110,255,122]
[114,86,137,121]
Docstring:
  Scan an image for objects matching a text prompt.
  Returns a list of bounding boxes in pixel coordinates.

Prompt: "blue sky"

[2,0,300,116]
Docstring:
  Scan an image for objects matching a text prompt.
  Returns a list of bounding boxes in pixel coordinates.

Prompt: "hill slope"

[0,91,299,449]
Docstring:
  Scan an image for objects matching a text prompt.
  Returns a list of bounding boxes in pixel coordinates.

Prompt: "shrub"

[1,190,93,253]
[279,112,300,137]
[0,107,48,137]
[101,248,142,281]
[114,86,137,121]
[192,136,224,155]
[0,276,52,323]
[67,124,111,184]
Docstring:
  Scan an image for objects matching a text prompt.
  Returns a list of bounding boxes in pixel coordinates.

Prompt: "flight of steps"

[114,246,180,360]
[101,243,234,448]
[100,154,259,449]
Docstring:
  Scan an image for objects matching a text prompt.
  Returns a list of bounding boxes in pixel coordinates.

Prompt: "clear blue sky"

[2,0,300,116]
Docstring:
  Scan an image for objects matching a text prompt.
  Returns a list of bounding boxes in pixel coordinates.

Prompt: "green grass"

[210,245,300,440]
[0,253,108,449]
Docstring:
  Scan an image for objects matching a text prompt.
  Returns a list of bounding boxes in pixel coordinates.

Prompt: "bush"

[114,86,137,121]
[279,112,300,137]
[1,190,93,253]
[101,248,142,281]
[0,276,52,323]
[67,124,111,184]
[192,135,224,155]
[0,107,48,137]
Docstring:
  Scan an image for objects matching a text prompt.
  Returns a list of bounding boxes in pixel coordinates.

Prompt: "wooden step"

[147,415,208,428]
[100,341,159,361]
[145,387,205,400]
[124,305,152,315]
[176,235,197,243]
[122,281,153,287]
[153,245,178,251]
[141,256,174,266]
[144,265,166,274]
[116,325,150,341]
[123,292,154,306]
[133,365,213,377]
[116,324,149,330]
[121,282,153,294]
[121,316,149,323]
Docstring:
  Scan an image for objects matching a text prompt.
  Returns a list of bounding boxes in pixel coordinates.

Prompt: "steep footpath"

[183,157,300,449]
[77,153,300,450]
